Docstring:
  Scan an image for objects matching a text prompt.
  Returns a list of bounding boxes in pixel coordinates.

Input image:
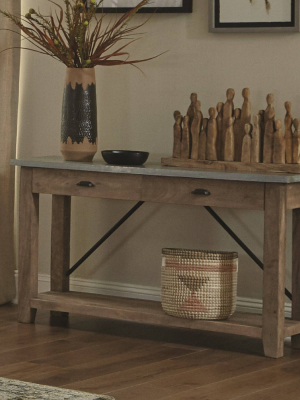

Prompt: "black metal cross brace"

[66,201,145,276]
[66,203,293,301]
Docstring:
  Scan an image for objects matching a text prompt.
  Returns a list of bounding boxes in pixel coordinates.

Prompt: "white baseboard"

[14,271,292,318]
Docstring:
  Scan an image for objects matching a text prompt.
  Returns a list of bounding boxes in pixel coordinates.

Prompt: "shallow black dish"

[102,150,149,166]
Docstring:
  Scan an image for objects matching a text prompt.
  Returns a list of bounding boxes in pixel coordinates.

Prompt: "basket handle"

[191,189,211,196]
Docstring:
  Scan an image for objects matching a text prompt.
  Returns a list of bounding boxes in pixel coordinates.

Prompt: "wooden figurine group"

[172,89,300,165]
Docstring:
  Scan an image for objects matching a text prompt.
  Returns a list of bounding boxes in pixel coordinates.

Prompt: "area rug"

[0,377,114,400]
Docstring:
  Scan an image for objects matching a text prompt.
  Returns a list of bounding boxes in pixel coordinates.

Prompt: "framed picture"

[91,0,193,13]
[209,0,300,33]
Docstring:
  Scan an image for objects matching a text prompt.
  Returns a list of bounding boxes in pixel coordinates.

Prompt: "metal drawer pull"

[77,181,95,188]
[192,189,211,196]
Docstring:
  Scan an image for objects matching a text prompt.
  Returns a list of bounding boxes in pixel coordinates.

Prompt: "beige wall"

[18,0,295,301]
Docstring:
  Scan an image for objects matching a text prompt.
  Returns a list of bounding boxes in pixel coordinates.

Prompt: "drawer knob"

[77,181,95,188]
[192,189,211,196]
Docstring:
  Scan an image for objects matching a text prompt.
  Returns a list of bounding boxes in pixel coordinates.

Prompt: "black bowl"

[102,150,149,166]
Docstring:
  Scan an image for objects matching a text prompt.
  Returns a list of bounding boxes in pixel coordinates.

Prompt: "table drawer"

[32,169,142,200]
[141,176,265,210]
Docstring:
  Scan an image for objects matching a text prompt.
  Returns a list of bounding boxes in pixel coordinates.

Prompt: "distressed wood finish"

[33,169,142,200]
[241,88,251,127]
[198,118,207,160]
[287,184,300,210]
[251,114,261,163]
[206,108,218,161]
[186,93,200,124]
[222,89,235,160]
[18,168,39,323]
[293,118,300,164]
[51,195,71,318]
[216,102,224,160]
[263,94,275,164]
[16,161,300,360]
[141,176,264,210]
[233,108,243,162]
[292,208,300,349]
[285,102,293,164]
[30,292,300,339]
[173,111,182,159]
[224,117,234,162]
[263,184,287,358]
[191,104,202,160]
[161,157,300,173]
[273,120,286,164]
[241,123,252,163]
[181,115,190,159]
[259,109,265,162]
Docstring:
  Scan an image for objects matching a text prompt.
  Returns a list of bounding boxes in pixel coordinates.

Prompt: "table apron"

[32,168,265,210]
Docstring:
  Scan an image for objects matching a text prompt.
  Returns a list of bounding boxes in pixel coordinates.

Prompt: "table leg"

[50,195,71,318]
[18,168,39,323]
[262,184,286,358]
[292,208,300,348]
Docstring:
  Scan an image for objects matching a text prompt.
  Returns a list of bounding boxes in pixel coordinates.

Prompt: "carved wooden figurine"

[187,93,201,125]
[293,119,300,164]
[181,115,190,159]
[259,110,265,162]
[173,110,182,159]
[233,108,243,162]
[191,103,202,160]
[206,108,218,161]
[241,123,252,163]
[216,102,224,161]
[222,89,235,160]
[263,94,275,164]
[224,117,235,162]
[273,119,286,164]
[285,101,293,164]
[199,118,208,160]
[241,88,251,127]
[251,114,262,163]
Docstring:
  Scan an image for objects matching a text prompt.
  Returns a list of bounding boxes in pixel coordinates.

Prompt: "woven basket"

[161,248,238,320]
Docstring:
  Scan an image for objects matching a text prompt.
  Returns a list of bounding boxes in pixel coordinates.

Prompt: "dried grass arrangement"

[0,0,161,69]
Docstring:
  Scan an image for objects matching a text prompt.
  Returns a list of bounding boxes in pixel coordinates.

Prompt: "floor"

[1,306,300,400]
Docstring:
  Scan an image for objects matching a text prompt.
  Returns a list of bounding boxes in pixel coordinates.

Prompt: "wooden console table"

[11,156,300,358]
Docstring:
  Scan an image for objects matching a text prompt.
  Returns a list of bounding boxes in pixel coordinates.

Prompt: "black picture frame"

[92,0,193,13]
[209,0,299,33]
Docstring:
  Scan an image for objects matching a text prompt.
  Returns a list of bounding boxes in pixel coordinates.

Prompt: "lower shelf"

[31,291,300,339]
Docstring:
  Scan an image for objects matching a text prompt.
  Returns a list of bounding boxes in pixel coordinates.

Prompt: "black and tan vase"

[61,68,97,162]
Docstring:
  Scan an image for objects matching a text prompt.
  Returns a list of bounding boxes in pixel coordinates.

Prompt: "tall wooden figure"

[241,124,252,163]
[293,119,300,164]
[216,102,224,161]
[222,89,235,160]
[191,103,202,160]
[199,118,208,160]
[273,120,286,164]
[263,94,275,164]
[285,102,293,164]
[187,93,201,125]
[233,108,243,162]
[251,114,262,163]
[181,116,190,159]
[241,88,251,127]
[224,117,235,162]
[259,110,265,162]
[206,108,218,161]
[173,111,182,159]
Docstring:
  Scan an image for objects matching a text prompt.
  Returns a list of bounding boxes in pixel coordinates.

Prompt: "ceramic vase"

[60,68,97,162]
